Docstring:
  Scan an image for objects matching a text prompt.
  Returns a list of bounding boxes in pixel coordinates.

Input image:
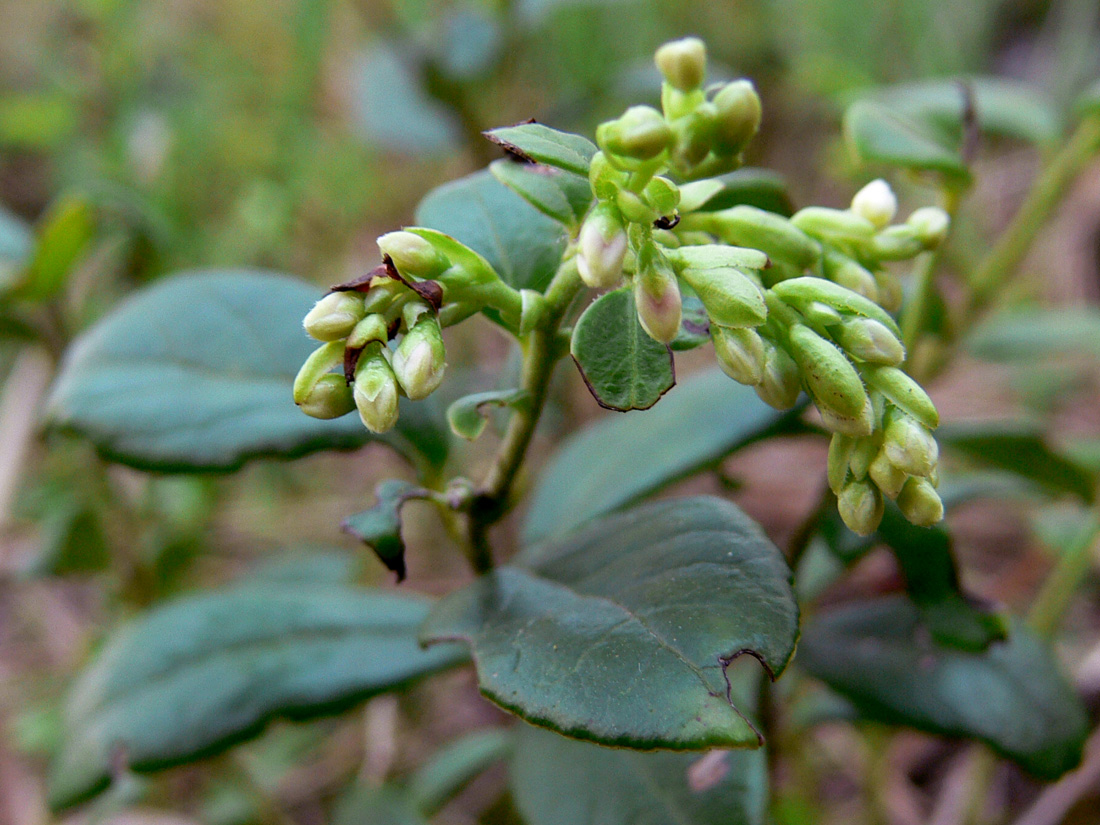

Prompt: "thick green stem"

[1027,509,1100,637]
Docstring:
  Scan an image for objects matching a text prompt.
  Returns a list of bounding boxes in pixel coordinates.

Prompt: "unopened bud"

[791,206,877,244]
[827,434,856,494]
[670,105,716,169]
[868,449,908,499]
[298,374,356,420]
[695,206,820,270]
[346,313,389,349]
[908,206,950,248]
[802,301,843,327]
[873,269,903,314]
[823,250,878,302]
[818,394,874,437]
[837,317,905,365]
[378,231,448,279]
[616,189,658,224]
[787,324,869,420]
[577,204,628,289]
[713,326,765,385]
[883,411,938,477]
[392,317,446,400]
[293,340,345,406]
[633,246,682,345]
[848,435,879,480]
[850,179,897,230]
[645,176,680,216]
[588,152,626,200]
[838,479,884,536]
[303,292,366,342]
[354,347,400,433]
[597,106,672,162]
[655,37,707,92]
[870,225,925,261]
[863,365,939,429]
[755,341,801,410]
[897,476,944,527]
[680,266,766,328]
[712,80,762,155]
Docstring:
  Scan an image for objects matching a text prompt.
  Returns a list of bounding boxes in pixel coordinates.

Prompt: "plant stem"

[1027,508,1100,638]
[463,256,583,568]
[968,116,1100,312]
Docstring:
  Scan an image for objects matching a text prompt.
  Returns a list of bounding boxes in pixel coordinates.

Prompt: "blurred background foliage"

[2,0,1100,823]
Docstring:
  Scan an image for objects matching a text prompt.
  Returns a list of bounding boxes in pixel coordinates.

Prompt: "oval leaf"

[415,169,566,292]
[570,287,675,412]
[511,725,767,825]
[49,583,467,809]
[446,388,529,441]
[483,122,598,176]
[844,100,970,180]
[421,497,800,750]
[798,596,1089,779]
[489,159,592,228]
[342,480,433,581]
[44,270,448,472]
[524,368,801,544]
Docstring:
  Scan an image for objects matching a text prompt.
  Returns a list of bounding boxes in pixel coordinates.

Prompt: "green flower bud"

[870,225,925,261]
[897,476,944,527]
[589,151,626,200]
[838,478,884,536]
[678,179,724,213]
[597,105,672,162]
[346,313,389,349]
[836,317,905,365]
[823,250,879,302]
[908,206,950,248]
[713,325,765,385]
[818,394,874,437]
[868,449,908,499]
[791,206,877,244]
[293,340,345,406]
[848,435,879,480]
[669,104,717,170]
[787,324,869,420]
[771,277,901,338]
[689,206,820,270]
[377,231,448,279]
[850,179,897,230]
[863,365,939,429]
[298,373,356,420]
[577,204,628,289]
[755,340,801,410]
[680,266,767,328]
[827,434,856,494]
[655,37,707,92]
[633,246,682,345]
[362,279,407,314]
[673,244,768,271]
[303,292,366,342]
[645,176,680,216]
[802,301,843,327]
[883,410,938,477]
[392,317,446,400]
[354,346,400,433]
[873,269,903,314]
[712,80,762,155]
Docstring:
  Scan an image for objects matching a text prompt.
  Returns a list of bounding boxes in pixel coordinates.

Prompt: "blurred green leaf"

[0,204,32,292]
[24,499,110,578]
[434,7,502,80]
[570,287,674,412]
[524,368,799,544]
[17,196,95,303]
[49,584,467,809]
[511,724,767,825]
[0,92,78,150]
[1074,78,1100,120]
[844,100,970,180]
[408,729,513,815]
[342,480,432,581]
[44,270,448,472]
[421,497,799,750]
[799,596,1089,779]
[968,308,1100,360]
[483,123,598,176]
[691,168,795,216]
[670,288,711,351]
[333,785,428,825]
[489,159,592,228]
[446,388,529,441]
[415,169,566,292]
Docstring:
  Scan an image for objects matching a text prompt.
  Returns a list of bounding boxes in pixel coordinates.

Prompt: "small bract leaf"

[342,480,433,581]
[570,287,675,411]
[483,122,598,176]
[415,169,566,292]
[489,159,593,228]
[49,584,467,809]
[421,497,800,750]
[446,388,529,441]
[44,271,448,472]
[799,596,1089,779]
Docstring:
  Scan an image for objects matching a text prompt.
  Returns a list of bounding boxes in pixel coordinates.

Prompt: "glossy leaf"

[939,420,1095,502]
[690,168,794,216]
[489,159,592,228]
[421,497,799,750]
[844,100,970,180]
[483,122,598,176]
[49,583,466,809]
[446,388,529,441]
[44,271,448,472]
[408,729,513,815]
[570,287,675,412]
[799,596,1088,779]
[415,169,566,292]
[342,480,432,581]
[524,368,800,544]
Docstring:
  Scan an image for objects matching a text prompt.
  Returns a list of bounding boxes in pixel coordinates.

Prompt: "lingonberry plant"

[20,35,1100,825]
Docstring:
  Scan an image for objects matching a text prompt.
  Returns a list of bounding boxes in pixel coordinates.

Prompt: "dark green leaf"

[690,168,794,216]
[670,288,711,351]
[408,729,513,815]
[968,308,1100,360]
[353,43,460,155]
[17,195,95,302]
[511,724,767,825]
[415,169,566,292]
[844,100,971,180]
[44,270,448,472]
[939,420,1095,502]
[342,480,432,581]
[1074,78,1100,121]
[24,499,110,577]
[483,123,598,176]
[422,497,799,750]
[249,548,360,585]
[446,388,529,441]
[49,584,467,809]
[570,287,675,412]
[333,785,428,825]
[489,159,592,228]
[798,596,1089,779]
[524,368,800,544]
